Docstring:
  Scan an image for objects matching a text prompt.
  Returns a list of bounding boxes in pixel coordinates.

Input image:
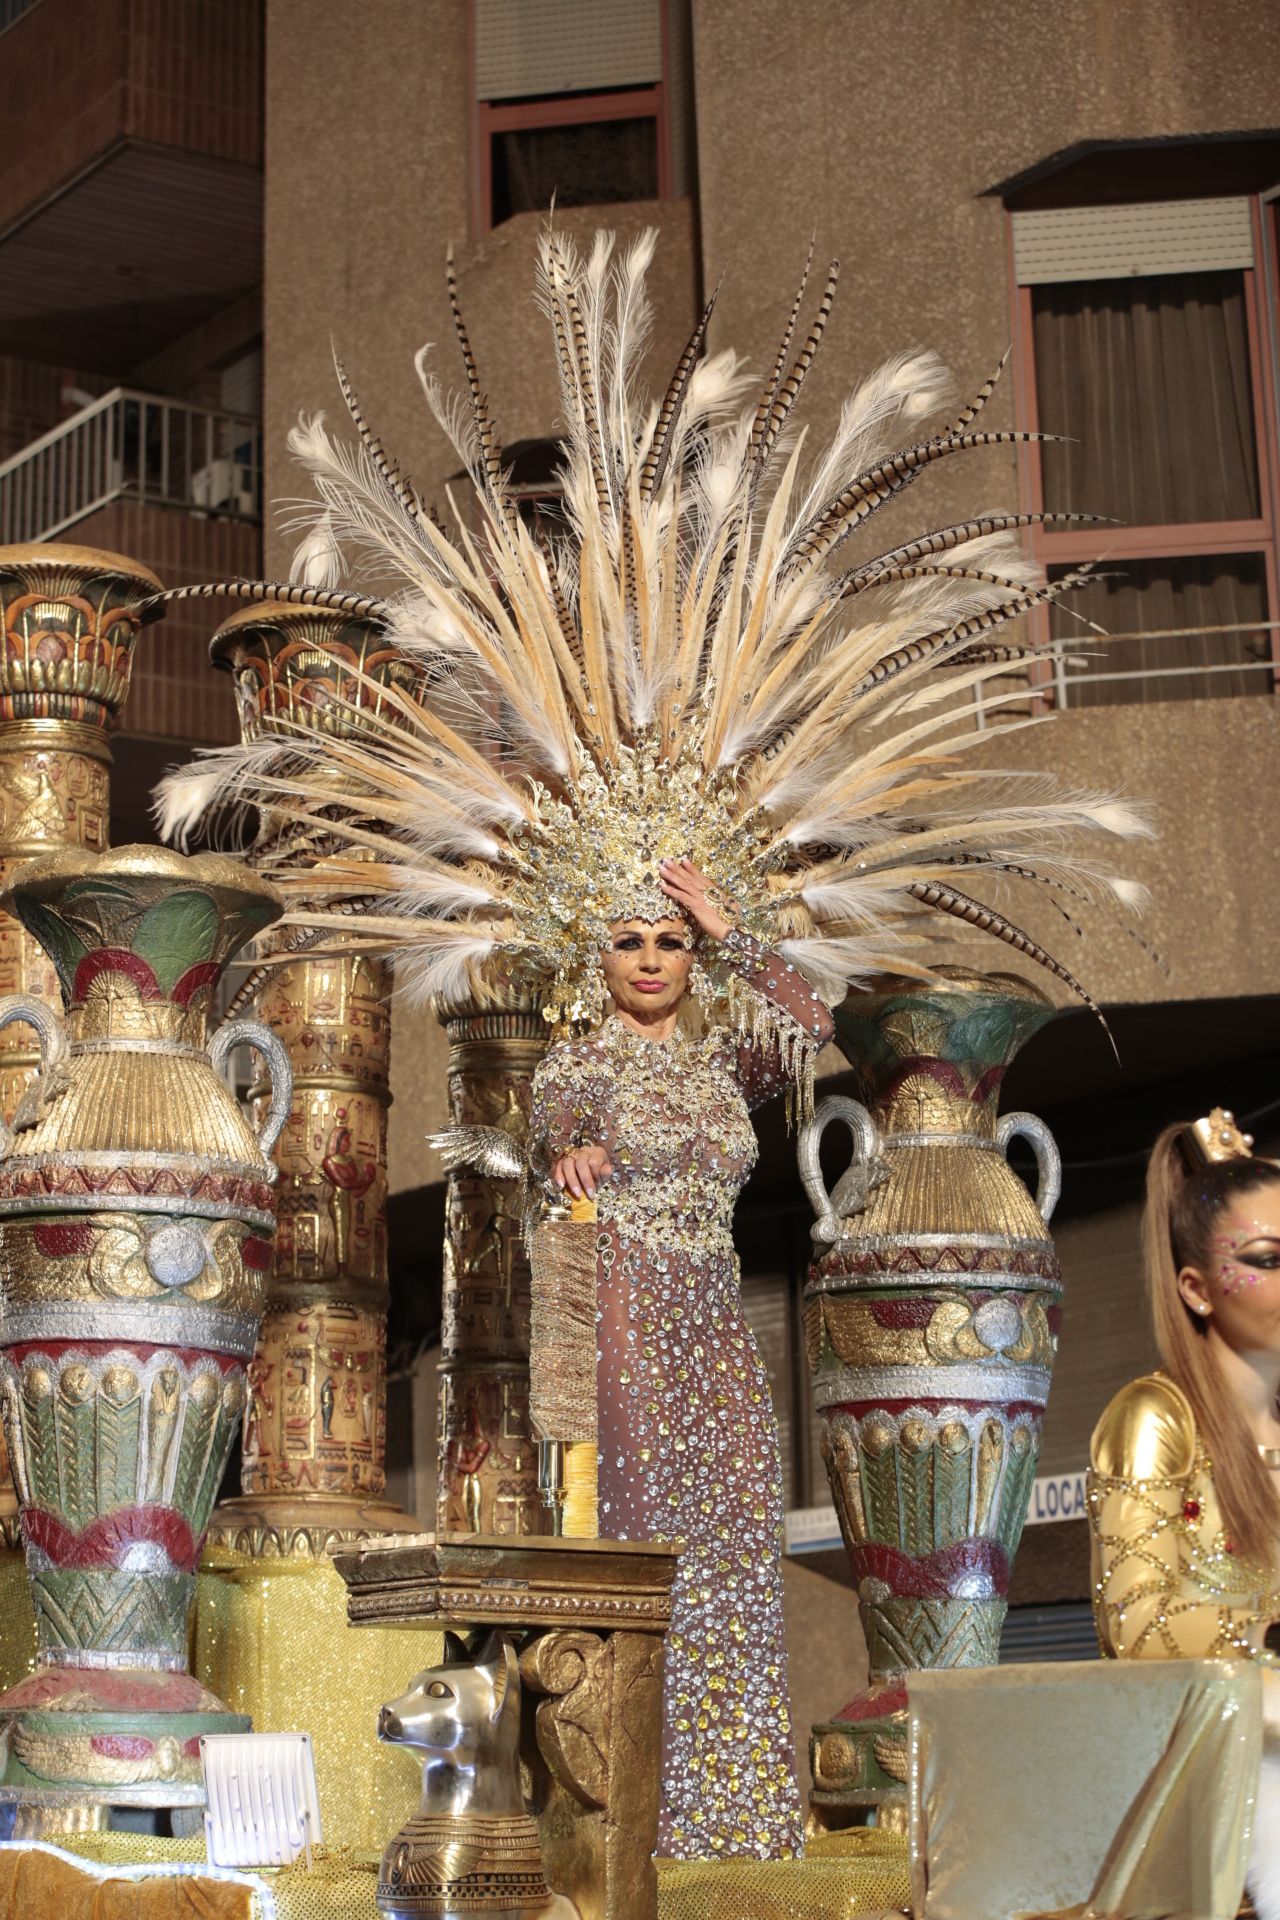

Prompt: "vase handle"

[798,1095,883,1248]
[995,1111,1061,1225]
[210,1018,294,1172]
[0,994,70,1161]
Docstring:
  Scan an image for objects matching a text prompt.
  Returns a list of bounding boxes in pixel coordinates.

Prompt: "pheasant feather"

[156,227,1149,1038]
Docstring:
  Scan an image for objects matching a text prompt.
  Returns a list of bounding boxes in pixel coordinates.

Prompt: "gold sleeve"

[1091,1374,1197,1482]
[1088,1375,1241,1661]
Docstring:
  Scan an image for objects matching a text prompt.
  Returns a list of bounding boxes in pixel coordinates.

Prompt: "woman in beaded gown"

[530,858,833,1861]
[1087,1110,1280,1916]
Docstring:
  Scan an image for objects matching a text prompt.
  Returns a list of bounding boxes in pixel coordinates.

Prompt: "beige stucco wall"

[692,0,1280,514]
[264,0,1280,1193]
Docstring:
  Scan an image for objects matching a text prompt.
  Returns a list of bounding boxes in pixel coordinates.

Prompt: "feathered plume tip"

[156,227,1149,1035]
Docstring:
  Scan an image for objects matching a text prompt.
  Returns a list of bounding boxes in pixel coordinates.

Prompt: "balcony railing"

[971,621,1279,722]
[0,388,262,546]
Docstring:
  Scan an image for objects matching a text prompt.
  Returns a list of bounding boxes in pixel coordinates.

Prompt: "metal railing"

[0,388,262,545]
[971,621,1279,723]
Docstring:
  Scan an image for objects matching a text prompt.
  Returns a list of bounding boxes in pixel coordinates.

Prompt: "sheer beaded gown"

[529,930,833,1859]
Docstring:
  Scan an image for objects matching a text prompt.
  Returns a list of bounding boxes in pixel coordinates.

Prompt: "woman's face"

[601,917,694,1018]
[1180,1180,1280,1355]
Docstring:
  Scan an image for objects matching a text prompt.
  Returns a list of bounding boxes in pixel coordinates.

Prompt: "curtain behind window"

[1033,270,1259,525]
[492,116,658,224]
[1049,553,1269,705]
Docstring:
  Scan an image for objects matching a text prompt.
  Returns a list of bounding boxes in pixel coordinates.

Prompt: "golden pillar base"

[332,1531,681,1920]
[194,1549,433,1852]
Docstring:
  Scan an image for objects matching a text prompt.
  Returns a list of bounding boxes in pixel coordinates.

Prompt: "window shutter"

[1012,198,1254,284]
[475,0,662,102]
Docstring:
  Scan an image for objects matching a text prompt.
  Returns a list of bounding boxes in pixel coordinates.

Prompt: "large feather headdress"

[157,229,1149,1039]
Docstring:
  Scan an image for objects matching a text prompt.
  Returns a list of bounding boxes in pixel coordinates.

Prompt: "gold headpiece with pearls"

[1184,1108,1256,1166]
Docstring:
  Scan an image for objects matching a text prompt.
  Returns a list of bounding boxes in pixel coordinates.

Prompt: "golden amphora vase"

[798,968,1060,1823]
[0,845,291,1817]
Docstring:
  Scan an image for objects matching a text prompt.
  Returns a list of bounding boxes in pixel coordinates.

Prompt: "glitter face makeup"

[1210,1221,1280,1297]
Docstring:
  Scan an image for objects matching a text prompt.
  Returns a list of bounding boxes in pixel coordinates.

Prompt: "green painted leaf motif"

[221,896,278,960]
[943,1000,1021,1072]
[60,879,139,904]
[13,899,87,999]
[133,892,221,992]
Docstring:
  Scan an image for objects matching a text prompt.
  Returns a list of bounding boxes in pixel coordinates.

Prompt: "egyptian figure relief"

[437,1007,549,1539]
[0,740,110,1126]
[254,952,389,1284]
[241,1300,387,1498]
[238,951,391,1500]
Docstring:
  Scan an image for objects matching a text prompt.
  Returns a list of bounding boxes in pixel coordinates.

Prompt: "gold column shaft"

[239,945,398,1518]
[203,601,419,1556]
[436,997,550,1536]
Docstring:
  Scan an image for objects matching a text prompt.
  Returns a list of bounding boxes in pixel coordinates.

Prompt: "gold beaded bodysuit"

[529,932,833,1860]
[1088,1372,1280,1663]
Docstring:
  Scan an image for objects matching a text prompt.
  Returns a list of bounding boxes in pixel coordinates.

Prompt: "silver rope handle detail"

[797,1094,882,1247]
[210,1018,293,1173]
[0,994,69,1161]
[995,1111,1061,1225]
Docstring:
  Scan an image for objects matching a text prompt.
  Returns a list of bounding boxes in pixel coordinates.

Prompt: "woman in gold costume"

[531,859,832,1859]
[1088,1109,1280,1914]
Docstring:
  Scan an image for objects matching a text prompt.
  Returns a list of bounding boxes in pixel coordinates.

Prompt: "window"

[1009,196,1280,705]
[472,0,694,235]
[486,90,662,227]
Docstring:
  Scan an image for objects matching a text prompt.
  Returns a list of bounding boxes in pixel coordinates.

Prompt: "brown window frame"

[1005,195,1280,702]
[472,83,671,240]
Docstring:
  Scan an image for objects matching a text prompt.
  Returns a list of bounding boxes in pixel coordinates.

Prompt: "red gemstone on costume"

[1183,1499,1200,1521]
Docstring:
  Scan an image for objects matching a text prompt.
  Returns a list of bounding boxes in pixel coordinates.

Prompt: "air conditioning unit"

[191,459,257,515]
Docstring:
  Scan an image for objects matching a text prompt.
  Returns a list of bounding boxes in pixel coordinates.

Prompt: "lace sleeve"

[529,1041,592,1171]
[718,928,834,1112]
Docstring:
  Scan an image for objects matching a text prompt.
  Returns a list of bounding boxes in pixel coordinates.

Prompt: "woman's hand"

[658,857,737,942]
[552,1144,613,1200]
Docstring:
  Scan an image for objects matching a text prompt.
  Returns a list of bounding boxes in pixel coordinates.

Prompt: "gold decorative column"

[201,601,419,1553]
[0,543,158,1687]
[435,986,550,1537]
[194,602,427,1851]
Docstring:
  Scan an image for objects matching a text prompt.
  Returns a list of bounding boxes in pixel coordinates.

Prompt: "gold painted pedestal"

[332,1531,681,1920]
[0,544,160,1686]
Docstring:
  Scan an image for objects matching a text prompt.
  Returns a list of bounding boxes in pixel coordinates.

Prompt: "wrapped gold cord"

[529,1193,599,1539]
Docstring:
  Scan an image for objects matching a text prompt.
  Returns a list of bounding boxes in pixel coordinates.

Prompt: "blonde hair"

[1144,1123,1280,1566]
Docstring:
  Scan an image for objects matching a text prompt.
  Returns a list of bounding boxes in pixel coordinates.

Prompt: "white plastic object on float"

[199,1731,322,1869]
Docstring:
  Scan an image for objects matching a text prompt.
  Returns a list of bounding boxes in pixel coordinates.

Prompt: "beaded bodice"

[1088,1372,1280,1663]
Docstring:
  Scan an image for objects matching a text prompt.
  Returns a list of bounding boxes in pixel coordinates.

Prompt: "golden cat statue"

[376,1630,578,1919]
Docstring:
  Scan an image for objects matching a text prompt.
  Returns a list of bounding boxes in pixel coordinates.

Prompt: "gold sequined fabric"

[656,1830,910,1918]
[0,1548,36,1692]
[530,935,833,1860]
[35,1837,382,1920]
[193,1558,431,1850]
[1087,1373,1280,1661]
